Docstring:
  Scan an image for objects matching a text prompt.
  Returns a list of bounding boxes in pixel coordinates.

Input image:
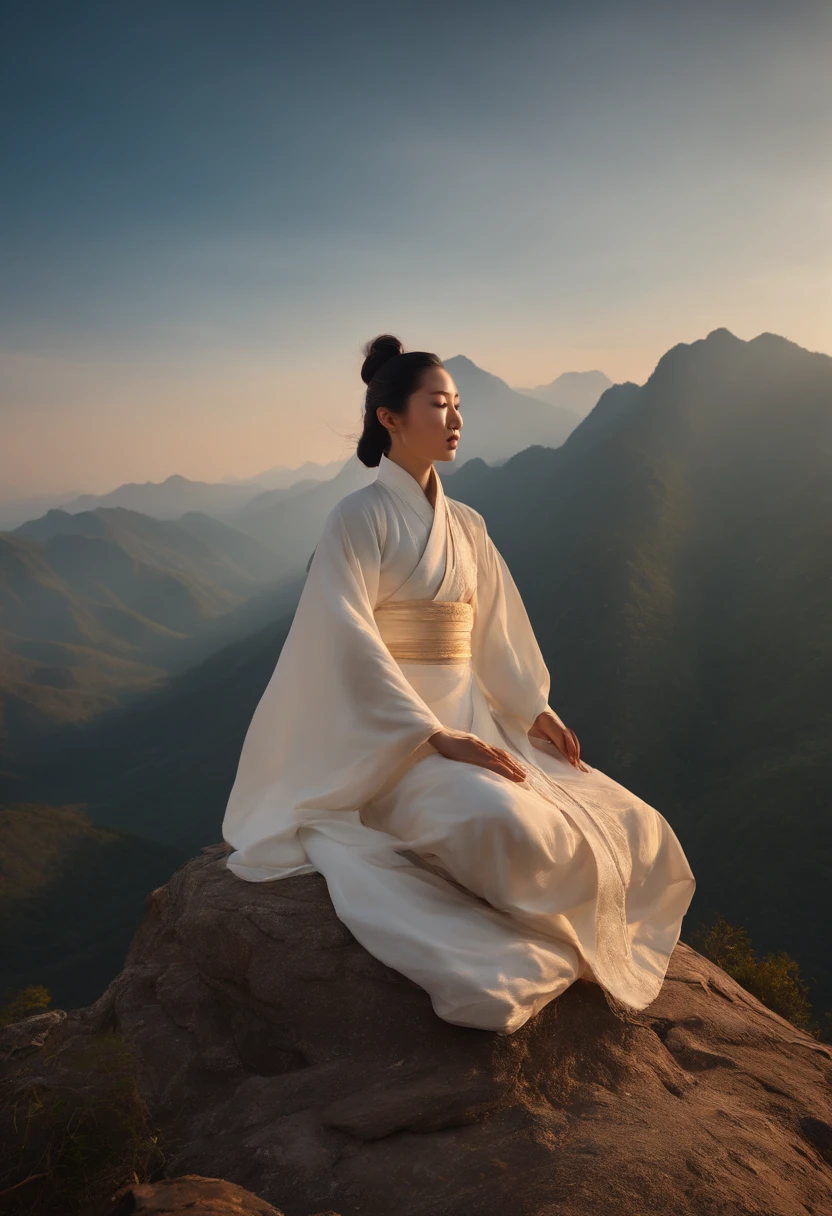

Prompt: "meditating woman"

[221,333,696,1034]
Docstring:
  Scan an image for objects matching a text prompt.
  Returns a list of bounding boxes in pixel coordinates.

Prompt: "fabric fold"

[222,452,696,1031]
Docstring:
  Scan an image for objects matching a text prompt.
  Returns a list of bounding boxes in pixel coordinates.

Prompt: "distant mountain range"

[53,458,351,521]
[218,458,346,490]
[512,369,613,419]
[0,353,607,530]
[0,506,293,770]
[0,461,351,532]
[3,328,830,1018]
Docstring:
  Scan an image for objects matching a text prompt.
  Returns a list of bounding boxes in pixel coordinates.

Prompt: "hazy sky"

[2,0,830,499]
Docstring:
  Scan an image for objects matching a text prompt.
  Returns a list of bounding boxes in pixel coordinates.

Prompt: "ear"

[376,406,396,433]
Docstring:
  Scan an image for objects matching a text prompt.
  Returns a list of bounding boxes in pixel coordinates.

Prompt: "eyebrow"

[431,390,460,398]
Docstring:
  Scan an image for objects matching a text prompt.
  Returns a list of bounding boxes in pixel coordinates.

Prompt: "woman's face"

[379,366,462,464]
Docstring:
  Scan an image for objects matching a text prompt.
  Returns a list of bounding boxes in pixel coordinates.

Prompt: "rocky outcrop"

[108,1174,340,1215]
[4,842,832,1215]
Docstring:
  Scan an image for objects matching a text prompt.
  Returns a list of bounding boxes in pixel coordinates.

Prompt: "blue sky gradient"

[2,0,830,496]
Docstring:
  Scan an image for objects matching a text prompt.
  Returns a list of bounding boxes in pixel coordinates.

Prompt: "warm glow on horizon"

[3,2,830,501]
[3,312,831,500]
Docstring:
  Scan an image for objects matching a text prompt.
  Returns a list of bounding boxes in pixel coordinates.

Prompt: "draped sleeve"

[467,507,553,734]
[221,491,446,881]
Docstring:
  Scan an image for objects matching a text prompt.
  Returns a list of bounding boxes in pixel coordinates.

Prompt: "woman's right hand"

[428,728,527,783]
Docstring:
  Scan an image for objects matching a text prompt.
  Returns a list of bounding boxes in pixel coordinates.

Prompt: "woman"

[221,334,696,1034]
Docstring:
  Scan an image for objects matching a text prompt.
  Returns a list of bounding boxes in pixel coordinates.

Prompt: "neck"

[385,452,436,507]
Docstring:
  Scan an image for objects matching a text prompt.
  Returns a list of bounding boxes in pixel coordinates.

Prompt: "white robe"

[221,453,696,1033]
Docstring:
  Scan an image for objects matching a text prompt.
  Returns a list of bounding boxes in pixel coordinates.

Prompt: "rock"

[108,1174,287,1214]
[106,1173,341,1215]
[4,841,832,1215]
[0,1009,66,1062]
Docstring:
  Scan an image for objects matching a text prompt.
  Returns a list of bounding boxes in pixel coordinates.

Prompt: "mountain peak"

[705,327,743,344]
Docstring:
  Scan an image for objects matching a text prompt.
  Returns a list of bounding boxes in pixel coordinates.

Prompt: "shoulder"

[324,482,388,546]
[446,496,487,537]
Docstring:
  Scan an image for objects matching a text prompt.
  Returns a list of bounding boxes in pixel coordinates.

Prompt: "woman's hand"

[428,728,527,783]
[529,708,590,771]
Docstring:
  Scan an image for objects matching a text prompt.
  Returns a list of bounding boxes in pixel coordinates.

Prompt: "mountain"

[0,489,86,533]
[444,327,832,1009]
[0,803,185,1011]
[20,604,297,851]
[232,476,330,518]
[1,461,347,531]
[56,472,270,520]
[219,457,345,490]
[513,368,613,419]
[171,510,285,580]
[14,505,279,592]
[230,455,378,565]
[440,355,578,462]
[0,507,287,777]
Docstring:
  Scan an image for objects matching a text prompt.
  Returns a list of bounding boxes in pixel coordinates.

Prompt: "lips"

[447,436,459,445]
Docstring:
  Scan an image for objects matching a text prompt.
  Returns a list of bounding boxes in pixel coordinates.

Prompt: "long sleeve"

[469,516,552,734]
[222,496,445,880]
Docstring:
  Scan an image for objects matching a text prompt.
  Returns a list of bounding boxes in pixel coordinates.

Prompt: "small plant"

[688,915,830,1040]
[0,985,52,1027]
[0,1028,169,1214]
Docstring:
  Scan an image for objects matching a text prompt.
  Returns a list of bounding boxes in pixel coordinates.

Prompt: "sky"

[1,0,830,500]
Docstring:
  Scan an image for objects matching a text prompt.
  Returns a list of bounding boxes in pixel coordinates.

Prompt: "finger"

[475,744,524,781]
[497,746,525,771]
[486,756,525,782]
[501,744,525,773]
[493,747,527,780]
[496,756,527,781]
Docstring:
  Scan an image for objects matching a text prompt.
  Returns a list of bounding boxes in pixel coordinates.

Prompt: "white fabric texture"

[222,453,696,1033]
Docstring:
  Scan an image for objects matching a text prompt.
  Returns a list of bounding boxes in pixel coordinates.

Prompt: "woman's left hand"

[529,708,590,771]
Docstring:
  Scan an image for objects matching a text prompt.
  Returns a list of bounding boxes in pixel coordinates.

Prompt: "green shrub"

[0,985,52,1027]
[688,915,830,1040]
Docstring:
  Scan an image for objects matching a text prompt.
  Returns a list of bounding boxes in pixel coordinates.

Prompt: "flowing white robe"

[221,453,696,1033]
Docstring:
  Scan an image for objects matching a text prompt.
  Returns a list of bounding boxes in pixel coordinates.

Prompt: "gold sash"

[374,599,473,664]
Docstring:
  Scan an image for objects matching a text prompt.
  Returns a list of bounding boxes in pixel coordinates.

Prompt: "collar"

[375,453,443,529]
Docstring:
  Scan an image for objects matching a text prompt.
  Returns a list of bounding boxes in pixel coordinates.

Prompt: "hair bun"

[360,333,404,386]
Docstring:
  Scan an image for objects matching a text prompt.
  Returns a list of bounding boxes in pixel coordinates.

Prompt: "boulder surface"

[5,842,832,1216]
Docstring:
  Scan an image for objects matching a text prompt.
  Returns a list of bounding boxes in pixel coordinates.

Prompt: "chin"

[436,448,459,463]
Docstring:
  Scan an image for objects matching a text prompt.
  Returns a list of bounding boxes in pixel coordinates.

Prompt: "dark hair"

[356,334,444,467]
